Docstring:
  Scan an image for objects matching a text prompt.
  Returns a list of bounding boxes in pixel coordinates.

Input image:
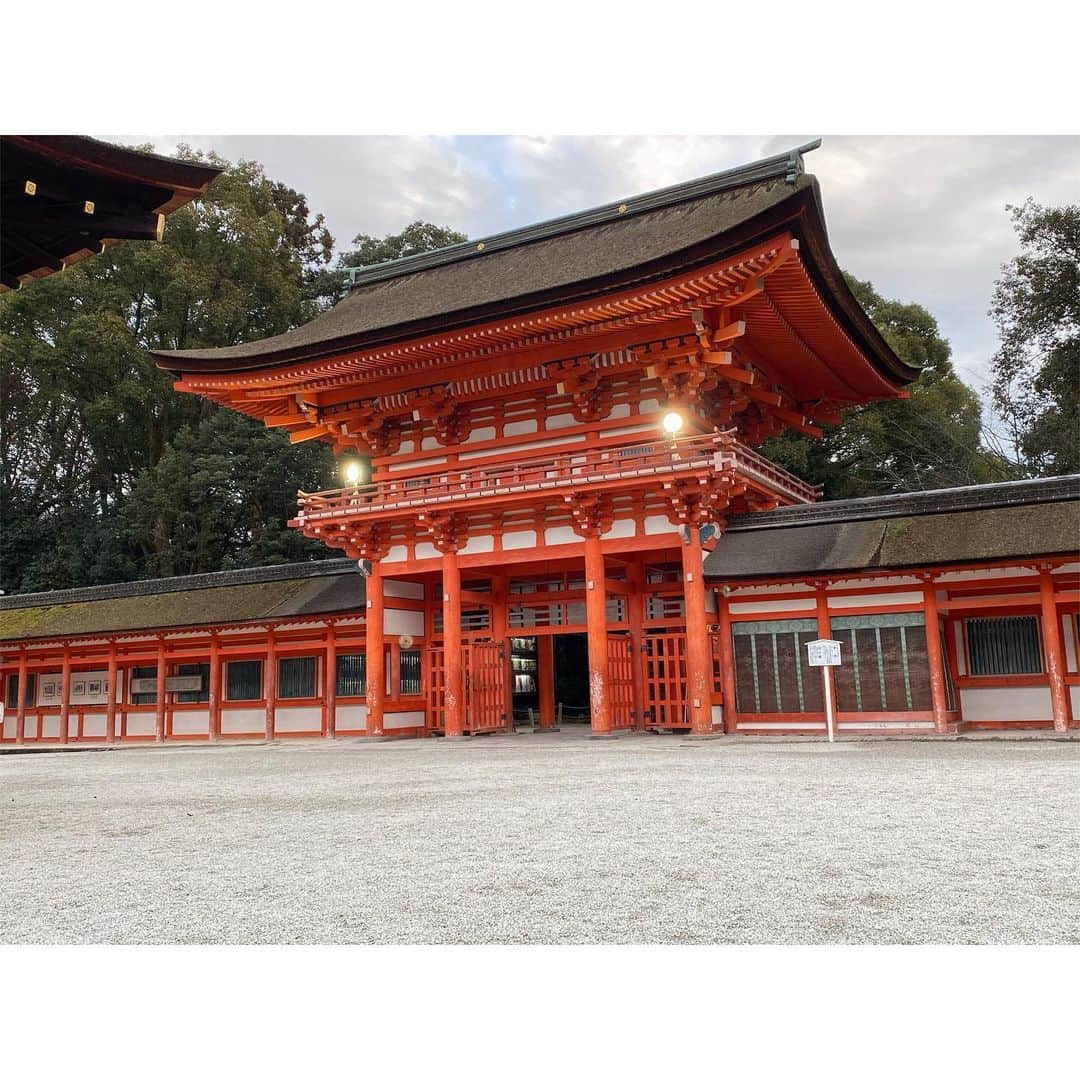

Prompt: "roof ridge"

[342,140,821,289]
[0,558,358,612]
[726,475,1080,532]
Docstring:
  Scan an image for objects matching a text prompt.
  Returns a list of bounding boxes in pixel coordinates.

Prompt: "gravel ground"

[1,732,1078,944]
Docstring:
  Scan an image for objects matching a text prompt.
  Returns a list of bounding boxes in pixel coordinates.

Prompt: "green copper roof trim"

[344,140,821,290]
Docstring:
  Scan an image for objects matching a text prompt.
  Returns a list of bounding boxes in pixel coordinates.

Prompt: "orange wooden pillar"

[208,634,221,742]
[264,631,277,741]
[15,649,28,745]
[922,579,951,734]
[154,638,166,743]
[324,622,337,737]
[584,534,612,736]
[105,644,118,744]
[682,527,714,735]
[443,551,464,737]
[815,585,835,734]
[1040,568,1070,732]
[59,646,72,744]
[366,563,386,737]
[536,635,556,728]
[717,589,738,735]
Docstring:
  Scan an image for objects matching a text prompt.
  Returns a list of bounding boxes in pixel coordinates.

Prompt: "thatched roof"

[152,143,914,389]
[705,476,1080,579]
[0,561,363,643]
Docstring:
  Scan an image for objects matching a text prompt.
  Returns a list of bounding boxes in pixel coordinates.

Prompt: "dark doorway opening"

[554,633,590,724]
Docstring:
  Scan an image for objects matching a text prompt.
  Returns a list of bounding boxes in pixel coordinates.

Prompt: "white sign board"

[806,638,842,667]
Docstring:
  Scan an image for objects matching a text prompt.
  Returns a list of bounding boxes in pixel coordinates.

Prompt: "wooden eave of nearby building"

[1,135,221,291]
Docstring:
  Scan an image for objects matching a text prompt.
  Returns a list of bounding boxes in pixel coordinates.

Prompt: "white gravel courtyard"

[2,731,1077,944]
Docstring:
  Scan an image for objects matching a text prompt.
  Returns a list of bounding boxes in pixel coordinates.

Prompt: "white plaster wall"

[336,704,367,731]
[82,713,107,738]
[545,412,578,431]
[639,398,660,414]
[125,711,156,736]
[461,535,495,556]
[385,608,424,636]
[388,456,445,472]
[602,519,636,540]
[960,686,1052,722]
[172,710,210,735]
[644,515,678,536]
[1071,686,1080,718]
[711,705,723,726]
[466,426,496,444]
[604,424,654,440]
[220,708,263,735]
[502,530,537,550]
[1,711,12,740]
[827,592,923,609]
[385,710,424,729]
[385,580,424,600]
[544,526,578,546]
[415,542,439,560]
[729,598,816,615]
[838,720,936,730]
[275,706,321,733]
[22,716,39,738]
[738,720,826,730]
[383,545,409,563]
[505,419,537,436]
[610,403,631,419]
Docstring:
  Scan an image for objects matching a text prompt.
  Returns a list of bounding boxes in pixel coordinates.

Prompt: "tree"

[762,275,1007,497]
[1,154,472,594]
[1,148,338,593]
[339,221,467,271]
[990,199,1080,477]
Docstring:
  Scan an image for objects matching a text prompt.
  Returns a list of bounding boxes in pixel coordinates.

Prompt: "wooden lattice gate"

[466,641,509,733]
[426,641,508,734]
[607,634,636,729]
[426,645,446,733]
[644,632,689,729]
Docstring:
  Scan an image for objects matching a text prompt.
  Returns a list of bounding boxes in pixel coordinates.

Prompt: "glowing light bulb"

[343,460,362,485]
[662,411,684,435]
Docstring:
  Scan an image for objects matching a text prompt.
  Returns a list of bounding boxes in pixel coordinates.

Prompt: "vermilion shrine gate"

[154,143,919,738]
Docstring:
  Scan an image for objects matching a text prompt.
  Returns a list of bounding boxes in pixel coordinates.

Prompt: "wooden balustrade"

[296,432,819,523]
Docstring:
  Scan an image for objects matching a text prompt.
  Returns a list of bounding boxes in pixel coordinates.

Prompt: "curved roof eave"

[153,154,918,389]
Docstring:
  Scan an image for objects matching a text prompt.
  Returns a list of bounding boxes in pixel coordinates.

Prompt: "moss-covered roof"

[0,563,363,643]
[705,496,1080,580]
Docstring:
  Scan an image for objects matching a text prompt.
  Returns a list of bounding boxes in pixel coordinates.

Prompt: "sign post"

[805,638,842,743]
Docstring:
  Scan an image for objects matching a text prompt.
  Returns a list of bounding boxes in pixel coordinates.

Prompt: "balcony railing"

[295,432,819,524]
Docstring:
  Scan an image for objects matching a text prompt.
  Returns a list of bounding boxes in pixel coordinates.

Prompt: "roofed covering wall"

[705,495,1080,580]
[0,564,364,643]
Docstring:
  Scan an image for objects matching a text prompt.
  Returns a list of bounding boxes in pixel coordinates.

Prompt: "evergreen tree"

[762,276,1007,497]
[990,199,1080,477]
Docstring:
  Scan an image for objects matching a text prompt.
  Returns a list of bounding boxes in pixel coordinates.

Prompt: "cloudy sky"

[128,134,1080,398]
